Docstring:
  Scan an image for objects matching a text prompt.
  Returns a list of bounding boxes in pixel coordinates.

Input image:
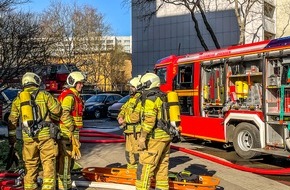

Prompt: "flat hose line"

[1,130,289,189]
[79,130,290,175]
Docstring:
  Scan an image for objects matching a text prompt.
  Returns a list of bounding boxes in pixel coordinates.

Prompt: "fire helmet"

[140,72,160,90]
[22,72,42,87]
[128,76,141,89]
[67,71,86,87]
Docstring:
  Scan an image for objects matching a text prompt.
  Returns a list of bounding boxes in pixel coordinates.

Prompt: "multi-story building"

[48,35,133,91]
[132,0,290,76]
[102,36,132,53]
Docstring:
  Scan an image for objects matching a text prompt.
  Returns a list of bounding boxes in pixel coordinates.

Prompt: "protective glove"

[71,133,81,160]
[137,130,148,151]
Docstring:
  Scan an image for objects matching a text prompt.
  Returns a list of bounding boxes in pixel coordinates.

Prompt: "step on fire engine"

[154,36,290,159]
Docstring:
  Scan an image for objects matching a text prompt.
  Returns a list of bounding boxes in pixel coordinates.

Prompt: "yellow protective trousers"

[136,138,171,190]
[22,138,58,190]
[56,139,73,190]
[125,132,140,169]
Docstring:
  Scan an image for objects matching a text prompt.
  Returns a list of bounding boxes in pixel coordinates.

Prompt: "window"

[264,2,275,19]
[156,68,167,84]
[264,31,275,40]
[113,95,122,101]
[106,96,115,103]
[177,65,193,89]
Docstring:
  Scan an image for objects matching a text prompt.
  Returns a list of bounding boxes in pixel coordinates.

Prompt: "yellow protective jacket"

[8,86,62,142]
[118,92,142,134]
[58,87,83,139]
[126,89,170,140]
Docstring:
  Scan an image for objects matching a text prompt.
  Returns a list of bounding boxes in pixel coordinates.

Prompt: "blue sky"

[19,0,131,36]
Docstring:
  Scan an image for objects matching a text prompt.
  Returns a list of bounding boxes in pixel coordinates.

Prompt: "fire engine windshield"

[155,68,167,84]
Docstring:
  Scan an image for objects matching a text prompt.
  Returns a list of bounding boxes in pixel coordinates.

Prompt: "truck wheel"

[94,110,101,119]
[233,122,261,159]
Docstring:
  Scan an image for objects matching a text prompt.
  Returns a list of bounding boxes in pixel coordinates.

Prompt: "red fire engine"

[154,36,290,159]
[43,63,79,93]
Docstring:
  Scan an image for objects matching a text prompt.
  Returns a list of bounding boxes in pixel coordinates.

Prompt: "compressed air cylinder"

[19,91,34,128]
[242,81,249,98]
[167,91,181,127]
[235,81,243,99]
[203,85,209,101]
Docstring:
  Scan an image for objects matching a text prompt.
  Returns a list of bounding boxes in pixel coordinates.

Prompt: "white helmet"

[67,71,86,87]
[22,72,42,87]
[128,76,141,89]
[140,73,160,90]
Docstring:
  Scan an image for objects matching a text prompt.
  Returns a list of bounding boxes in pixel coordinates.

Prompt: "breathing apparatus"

[20,72,42,137]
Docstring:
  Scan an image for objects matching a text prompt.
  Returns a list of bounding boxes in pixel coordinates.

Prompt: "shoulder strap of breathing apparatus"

[20,89,46,137]
[141,89,181,143]
[132,92,142,110]
[141,88,165,107]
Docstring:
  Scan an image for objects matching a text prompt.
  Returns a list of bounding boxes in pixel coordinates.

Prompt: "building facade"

[131,0,289,76]
[103,36,132,53]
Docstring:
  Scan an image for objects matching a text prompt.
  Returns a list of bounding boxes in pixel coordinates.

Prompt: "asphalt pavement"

[1,119,290,190]
[75,119,290,190]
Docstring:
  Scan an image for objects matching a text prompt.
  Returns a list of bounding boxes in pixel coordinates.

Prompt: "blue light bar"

[265,36,290,48]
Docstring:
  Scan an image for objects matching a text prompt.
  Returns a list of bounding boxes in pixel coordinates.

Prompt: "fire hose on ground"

[1,130,290,190]
[79,130,290,175]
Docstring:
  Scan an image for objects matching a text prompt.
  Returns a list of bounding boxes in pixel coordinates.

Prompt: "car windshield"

[118,95,130,103]
[86,95,106,103]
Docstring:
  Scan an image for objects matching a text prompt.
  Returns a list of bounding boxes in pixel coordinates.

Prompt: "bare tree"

[276,1,290,37]
[0,10,49,89]
[40,0,128,90]
[228,0,263,44]
[0,0,29,11]
[72,5,110,85]
[40,1,77,64]
[107,45,128,91]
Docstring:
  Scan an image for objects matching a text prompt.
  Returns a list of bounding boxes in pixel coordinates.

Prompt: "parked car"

[53,93,94,102]
[84,93,123,119]
[0,88,20,124]
[80,93,95,102]
[107,95,130,119]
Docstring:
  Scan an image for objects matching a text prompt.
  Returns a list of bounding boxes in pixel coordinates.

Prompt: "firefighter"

[8,72,62,190]
[117,76,142,169]
[135,72,171,190]
[57,71,85,190]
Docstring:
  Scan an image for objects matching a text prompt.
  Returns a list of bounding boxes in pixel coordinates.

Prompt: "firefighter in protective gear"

[57,71,85,190]
[8,72,62,190]
[117,76,142,169]
[128,72,171,190]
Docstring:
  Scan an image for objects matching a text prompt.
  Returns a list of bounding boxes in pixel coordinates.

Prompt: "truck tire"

[233,122,261,159]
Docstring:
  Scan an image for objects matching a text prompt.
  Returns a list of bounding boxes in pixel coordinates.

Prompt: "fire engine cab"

[43,63,79,93]
[155,36,290,159]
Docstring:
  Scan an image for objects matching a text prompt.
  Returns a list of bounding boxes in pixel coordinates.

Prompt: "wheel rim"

[237,130,253,151]
[94,110,101,118]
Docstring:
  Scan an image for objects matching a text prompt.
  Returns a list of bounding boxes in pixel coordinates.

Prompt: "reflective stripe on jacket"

[58,88,84,138]
[8,86,62,142]
[126,90,170,140]
[118,92,142,133]
[141,96,170,139]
